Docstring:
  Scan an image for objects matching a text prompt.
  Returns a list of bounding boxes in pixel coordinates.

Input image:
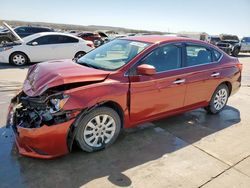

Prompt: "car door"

[25,35,56,62]
[182,43,221,107]
[129,43,187,123]
[49,35,79,59]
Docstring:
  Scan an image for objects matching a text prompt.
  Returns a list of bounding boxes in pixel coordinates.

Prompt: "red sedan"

[6,36,242,158]
[77,32,103,47]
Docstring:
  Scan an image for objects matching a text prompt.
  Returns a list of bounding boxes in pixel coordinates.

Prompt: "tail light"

[86,42,95,48]
[237,62,243,72]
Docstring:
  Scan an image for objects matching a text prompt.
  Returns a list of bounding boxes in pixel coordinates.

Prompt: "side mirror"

[32,41,38,46]
[137,64,156,76]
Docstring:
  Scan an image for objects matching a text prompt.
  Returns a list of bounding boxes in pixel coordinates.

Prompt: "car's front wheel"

[9,52,29,66]
[205,84,229,114]
[75,107,121,152]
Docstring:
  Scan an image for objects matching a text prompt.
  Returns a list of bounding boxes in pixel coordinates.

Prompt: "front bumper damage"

[6,92,80,159]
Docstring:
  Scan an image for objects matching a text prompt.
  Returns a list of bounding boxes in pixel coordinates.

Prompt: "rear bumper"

[11,119,75,159]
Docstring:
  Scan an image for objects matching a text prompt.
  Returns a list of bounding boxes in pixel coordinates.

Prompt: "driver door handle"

[173,79,186,84]
[211,72,220,77]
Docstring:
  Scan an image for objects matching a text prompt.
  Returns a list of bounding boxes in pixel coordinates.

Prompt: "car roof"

[22,32,82,42]
[15,26,52,29]
[122,35,206,44]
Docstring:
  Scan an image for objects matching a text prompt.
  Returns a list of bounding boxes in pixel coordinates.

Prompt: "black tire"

[9,52,29,66]
[205,84,229,114]
[74,51,86,60]
[75,107,121,152]
[231,47,240,57]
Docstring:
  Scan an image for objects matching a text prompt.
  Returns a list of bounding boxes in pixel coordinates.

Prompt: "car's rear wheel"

[74,51,86,60]
[205,84,229,114]
[9,52,29,66]
[75,107,121,152]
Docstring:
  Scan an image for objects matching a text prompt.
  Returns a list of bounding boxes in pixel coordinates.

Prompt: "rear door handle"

[211,72,220,77]
[173,79,186,84]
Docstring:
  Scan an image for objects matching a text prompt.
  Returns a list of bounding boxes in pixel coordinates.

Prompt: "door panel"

[183,44,220,107]
[130,71,187,123]
[183,64,220,106]
[49,43,77,60]
[26,44,54,62]
[129,43,187,123]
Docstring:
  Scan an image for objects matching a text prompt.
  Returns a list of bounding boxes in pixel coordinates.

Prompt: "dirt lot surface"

[0,54,250,188]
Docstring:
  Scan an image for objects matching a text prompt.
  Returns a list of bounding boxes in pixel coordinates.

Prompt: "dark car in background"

[206,36,221,45]
[216,35,241,57]
[77,32,103,47]
[0,25,54,44]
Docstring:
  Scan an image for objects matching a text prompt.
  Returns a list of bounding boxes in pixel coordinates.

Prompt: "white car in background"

[0,22,94,66]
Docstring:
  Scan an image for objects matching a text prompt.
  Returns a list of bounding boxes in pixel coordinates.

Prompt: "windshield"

[77,39,150,71]
[211,37,220,42]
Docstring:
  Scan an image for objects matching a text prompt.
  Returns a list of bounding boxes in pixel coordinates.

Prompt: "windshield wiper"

[77,61,102,70]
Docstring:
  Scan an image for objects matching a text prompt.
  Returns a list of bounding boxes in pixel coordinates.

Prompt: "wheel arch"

[67,100,124,151]
[74,51,86,57]
[218,81,232,96]
[9,51,30,64]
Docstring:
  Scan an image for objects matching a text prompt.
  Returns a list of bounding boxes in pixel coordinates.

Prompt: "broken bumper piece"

[11,119,75,159]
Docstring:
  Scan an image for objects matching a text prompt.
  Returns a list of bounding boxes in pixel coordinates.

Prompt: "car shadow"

[0,62,31,69]
[0,105,241,187]
[238,53,250,58]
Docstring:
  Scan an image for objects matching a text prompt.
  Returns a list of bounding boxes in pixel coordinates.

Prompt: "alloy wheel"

[213,88,228,110]
[83,114,116,147]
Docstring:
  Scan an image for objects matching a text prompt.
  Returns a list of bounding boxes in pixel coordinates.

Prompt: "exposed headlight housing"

[50,95,69,113]
[0,46,13,52]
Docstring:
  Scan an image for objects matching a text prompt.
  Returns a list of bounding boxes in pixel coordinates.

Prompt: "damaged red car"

[6,36,242,159]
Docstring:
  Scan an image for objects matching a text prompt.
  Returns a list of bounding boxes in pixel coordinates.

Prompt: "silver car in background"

[241,37,250,53]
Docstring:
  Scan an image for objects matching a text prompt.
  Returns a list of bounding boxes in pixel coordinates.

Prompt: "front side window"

[29,35,59,45]
[139,44,182,73]
[77,39,150,71]
[185,45,212,67]
[243,37,250,43]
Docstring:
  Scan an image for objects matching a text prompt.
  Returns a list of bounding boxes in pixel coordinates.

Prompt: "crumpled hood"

[23,59,110,96]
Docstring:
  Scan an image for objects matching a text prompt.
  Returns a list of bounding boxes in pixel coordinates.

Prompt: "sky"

[0,0,249,36]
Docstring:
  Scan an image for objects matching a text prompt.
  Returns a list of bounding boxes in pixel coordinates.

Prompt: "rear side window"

[59,36,78,43]
[29,35,59,45]
[185,45,212,67]
[243,37,250,42]
[81,33,93,37]
[32,27,51,32]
